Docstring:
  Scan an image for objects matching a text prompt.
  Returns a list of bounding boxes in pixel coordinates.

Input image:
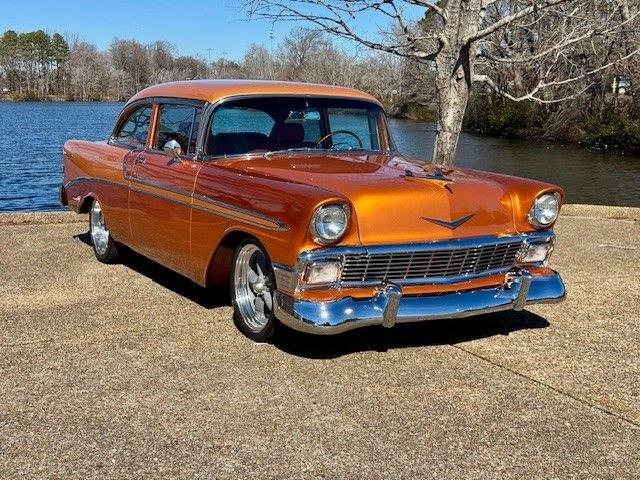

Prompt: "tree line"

[0,28,405,106]
[1,15,639,154]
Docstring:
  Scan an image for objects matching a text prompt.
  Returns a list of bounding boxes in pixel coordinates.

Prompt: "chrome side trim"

[64,176,289,232]
[274,270,566,335]
[192,192,289,231]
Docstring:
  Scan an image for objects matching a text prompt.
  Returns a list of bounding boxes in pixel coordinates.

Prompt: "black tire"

[230,239,277,342]
[89,198,120,264]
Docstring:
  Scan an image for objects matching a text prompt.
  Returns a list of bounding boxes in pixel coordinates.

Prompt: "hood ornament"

[421,213,475,229]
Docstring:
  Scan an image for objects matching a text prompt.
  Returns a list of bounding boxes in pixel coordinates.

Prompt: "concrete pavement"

[1,207,638,479]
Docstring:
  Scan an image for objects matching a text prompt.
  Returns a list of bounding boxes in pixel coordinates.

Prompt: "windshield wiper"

[264,147,327,158]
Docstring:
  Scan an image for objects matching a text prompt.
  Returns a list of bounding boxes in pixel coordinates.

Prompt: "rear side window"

[155,104,201,155]
[114,105,152,148]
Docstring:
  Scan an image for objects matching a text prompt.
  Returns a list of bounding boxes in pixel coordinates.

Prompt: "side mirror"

[163,139,182,160]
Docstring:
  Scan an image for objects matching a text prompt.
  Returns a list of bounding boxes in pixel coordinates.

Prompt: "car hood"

[217,153,534,244]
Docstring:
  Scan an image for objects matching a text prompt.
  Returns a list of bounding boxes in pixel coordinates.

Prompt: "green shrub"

[399,103,438,122]
[581,110,640,152]
[464,96,545,137]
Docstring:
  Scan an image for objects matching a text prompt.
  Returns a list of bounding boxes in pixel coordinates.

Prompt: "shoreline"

[1,204,638,226]
[3,98,639,156]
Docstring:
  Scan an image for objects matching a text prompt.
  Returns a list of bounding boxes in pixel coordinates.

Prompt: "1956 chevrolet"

[61,80,566,341]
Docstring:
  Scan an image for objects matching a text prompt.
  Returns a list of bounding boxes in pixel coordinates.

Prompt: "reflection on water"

[0,102,637,212]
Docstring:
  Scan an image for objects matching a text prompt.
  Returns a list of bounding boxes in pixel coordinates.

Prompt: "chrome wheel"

[233,243,274,333]
[90,200,109,256]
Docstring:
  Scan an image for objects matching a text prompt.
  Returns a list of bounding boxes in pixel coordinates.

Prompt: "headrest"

[273,123,304,143]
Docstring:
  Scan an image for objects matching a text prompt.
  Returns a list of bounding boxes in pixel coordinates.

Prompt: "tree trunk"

[432,51,471,166]
[431,0,484,166]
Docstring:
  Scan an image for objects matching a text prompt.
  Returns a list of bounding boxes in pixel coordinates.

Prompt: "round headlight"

[311,204,349,244]
[529,192,561,228]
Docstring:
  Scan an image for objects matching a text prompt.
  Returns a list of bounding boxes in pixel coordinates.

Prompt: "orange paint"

[62,80,563,294]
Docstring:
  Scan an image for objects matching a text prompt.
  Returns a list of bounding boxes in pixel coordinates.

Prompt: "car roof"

[127,79,382,106]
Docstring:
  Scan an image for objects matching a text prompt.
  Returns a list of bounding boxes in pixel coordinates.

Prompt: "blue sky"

[0,0,423,61]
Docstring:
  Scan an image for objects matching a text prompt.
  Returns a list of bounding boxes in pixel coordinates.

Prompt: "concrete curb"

[0,204,638,226]
[0,211,86,225]
[560,204,639,221]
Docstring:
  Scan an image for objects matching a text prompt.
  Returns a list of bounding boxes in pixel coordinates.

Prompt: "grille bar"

[340,241,523,283]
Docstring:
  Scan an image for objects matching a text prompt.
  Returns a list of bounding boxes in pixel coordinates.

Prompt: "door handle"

[135,155,146,164]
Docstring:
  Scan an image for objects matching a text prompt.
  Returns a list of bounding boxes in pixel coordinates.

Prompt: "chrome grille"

[340,241,523,283]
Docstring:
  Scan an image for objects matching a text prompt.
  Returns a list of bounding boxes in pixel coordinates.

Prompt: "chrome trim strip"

[192,192,289,231]
[64,176,127,191]
[63,175,289,231]
[274,270,566,335]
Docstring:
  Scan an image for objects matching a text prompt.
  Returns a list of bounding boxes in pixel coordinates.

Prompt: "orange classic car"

[61,80,566,341]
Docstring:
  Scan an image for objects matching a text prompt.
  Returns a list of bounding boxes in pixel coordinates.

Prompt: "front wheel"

[89,198,120,263]
[230,240,277,342]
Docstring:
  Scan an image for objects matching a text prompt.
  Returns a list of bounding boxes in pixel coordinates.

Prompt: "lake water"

[0,101,638,212]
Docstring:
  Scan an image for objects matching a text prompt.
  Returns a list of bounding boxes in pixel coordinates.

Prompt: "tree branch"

[465,0,570,44]
[474,46,640,103]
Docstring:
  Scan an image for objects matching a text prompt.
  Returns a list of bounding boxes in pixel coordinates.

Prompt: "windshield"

[205,97,390,157]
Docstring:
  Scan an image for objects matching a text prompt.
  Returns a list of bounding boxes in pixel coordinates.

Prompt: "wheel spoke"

[262,292,273,311]
[256,262,264,279]
[254,296,265,317]
[247,269,259,285]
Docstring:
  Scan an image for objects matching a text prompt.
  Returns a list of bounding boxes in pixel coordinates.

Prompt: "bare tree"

[67,41,108,100]
[244,0,639,165]
[243,43,278,79]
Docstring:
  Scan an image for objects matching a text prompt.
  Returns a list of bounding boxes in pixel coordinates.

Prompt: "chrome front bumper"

[273,270,566,335]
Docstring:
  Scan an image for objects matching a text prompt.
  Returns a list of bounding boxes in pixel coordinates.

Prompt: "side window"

[155,104,200,155]
[207,106,275,156]
[114,105,152,148]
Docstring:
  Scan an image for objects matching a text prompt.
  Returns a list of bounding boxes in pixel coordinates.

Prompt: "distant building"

[612,76,632,95]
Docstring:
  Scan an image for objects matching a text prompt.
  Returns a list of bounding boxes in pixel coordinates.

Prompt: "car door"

[106,102,154,246]
[127,100,203,277]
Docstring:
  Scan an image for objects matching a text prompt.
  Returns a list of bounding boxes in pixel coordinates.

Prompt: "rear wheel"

[89,198,120,263]
[230,240,277,342]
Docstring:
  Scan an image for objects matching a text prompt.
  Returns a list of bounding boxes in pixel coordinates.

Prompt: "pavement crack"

[452,343,640,430]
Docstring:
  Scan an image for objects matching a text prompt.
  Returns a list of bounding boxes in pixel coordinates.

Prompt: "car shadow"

[273,310,550,359]
[75,231,550,358]
[74,231,229,309]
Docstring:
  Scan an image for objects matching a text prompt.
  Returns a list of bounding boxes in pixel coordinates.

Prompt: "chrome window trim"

[108,102,154,150]
[151,102,203,156]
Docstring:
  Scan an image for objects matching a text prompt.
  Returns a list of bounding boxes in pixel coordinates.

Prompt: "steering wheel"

[315,130,363,149]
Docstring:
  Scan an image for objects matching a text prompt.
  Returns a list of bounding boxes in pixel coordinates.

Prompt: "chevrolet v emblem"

[421,213,475,229]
